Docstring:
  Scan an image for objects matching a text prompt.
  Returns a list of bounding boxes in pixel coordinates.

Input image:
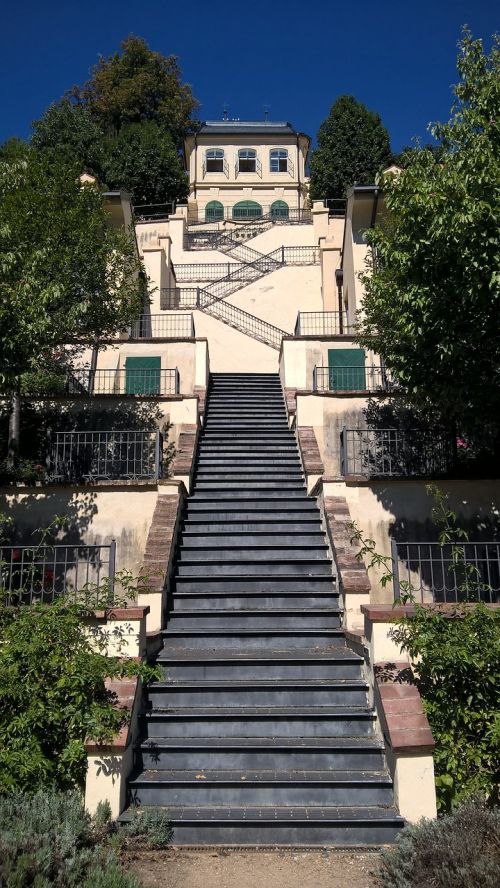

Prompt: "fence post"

[313,366,317,392]
[340,427,347,477]
[196,287,200,308]
[154,431,162,480]
[391,539,401,602]
[281,245,285,265]
[108,540,116,604]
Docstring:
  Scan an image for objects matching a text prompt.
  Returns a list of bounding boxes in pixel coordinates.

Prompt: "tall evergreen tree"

[309,95,392,199]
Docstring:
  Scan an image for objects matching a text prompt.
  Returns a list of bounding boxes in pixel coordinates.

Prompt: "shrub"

[123,808,173,848]
[0,790,140,887]
[379,798,500,888]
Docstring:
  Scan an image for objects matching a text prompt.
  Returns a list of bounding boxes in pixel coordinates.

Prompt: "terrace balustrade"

[313,365,395,393]
[392,540,500,604]
[340,428,456,479]
[294,312,354,336]
[46,430,163,482]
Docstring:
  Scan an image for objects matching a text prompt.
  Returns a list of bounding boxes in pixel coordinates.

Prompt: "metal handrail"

[313,365,395,393]
[67,367,179,396]
[340,427,456,479]
[198,289,288,350]
[0,541,117,605]
[391,539,500,604]
[295,311,353,336]
[129,314,194,338]
[47,430,163,482]
[160,288,199,309]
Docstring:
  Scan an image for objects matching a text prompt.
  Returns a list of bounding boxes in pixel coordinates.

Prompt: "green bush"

[123,808,173,848]
[379,798,500,888]
[0,790,140,887]
[0,597,157,793]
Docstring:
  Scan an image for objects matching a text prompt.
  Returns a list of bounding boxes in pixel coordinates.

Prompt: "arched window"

[232,200,263,220]
[238,148,257,173]
[270,200,289,220]
[205,149,224,173]
[205,200,224,221]
[270,148,288,173]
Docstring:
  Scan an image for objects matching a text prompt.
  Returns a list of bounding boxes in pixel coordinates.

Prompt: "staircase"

[125,373,404,845]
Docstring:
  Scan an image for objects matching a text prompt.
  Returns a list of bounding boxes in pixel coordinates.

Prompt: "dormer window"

[270,148,288,172]
[238,149,257,173]
[205,149,224,172]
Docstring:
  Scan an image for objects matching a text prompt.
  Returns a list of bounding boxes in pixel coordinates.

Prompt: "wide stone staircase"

[125,373,405,844]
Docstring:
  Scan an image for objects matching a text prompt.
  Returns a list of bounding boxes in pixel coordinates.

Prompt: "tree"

[32,98,106,179]
[71,34,199,143]
[357,30,500,430]
[103,122,188,204]
[0,150,144,460]
[309,95,392,199]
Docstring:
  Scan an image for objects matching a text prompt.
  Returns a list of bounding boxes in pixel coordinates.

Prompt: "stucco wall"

[295,392,371,476]
[280,338,379,391]
[228,266,322,333]
[191,310,279,372]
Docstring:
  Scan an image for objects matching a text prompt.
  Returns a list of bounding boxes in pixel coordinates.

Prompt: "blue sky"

[0,1,497,151]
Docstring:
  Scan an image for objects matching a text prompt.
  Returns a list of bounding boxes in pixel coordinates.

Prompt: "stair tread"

[129,770,391,785]
[145,706,374,717]
[157,650,359,662]
[119,805,404,824]
[167,609,341,616]
[151,679,366,689]
[140,737,382,749]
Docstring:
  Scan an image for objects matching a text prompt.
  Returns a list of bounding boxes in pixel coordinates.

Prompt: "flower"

[456,437,469,450]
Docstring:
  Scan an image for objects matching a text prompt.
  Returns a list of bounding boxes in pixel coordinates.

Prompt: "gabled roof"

[198,120,299,136]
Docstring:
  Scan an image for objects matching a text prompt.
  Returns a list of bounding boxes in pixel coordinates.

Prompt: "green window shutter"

[125,356,161,395]
[327,348,366,391]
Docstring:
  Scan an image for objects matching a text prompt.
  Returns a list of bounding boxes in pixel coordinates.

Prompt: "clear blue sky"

[0,0,497,151]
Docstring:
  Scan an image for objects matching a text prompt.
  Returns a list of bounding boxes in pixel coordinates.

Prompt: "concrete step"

[171,591,338,610]
[175,561,332,577]
[119,805,405,846]
[176,548,330,564]
[142,706,376,738]
[160,628,344,649]
[147,679,366,708]
[179,534,326,548]
[188,491,310,501]
[194,474,305,484]
[182,521,322,533]
[165,609,342,630]
[172,576,336,594]
[128,769,393,807]
[157,651,361,681]
[137,737,384,772]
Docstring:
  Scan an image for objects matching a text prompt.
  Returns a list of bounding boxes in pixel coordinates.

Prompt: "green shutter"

[327,349,366,391]
[125,356,161,395]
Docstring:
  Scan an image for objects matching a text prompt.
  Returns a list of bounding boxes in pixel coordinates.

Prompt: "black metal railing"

[313,365,394,393]
[294,311,353,336]
[392,540,500,604]
[340,428,456,478]
[67,368,179,396]
[173,262,241,282]
[268,246,320,265]
[0,541,116,605]
[199,290,287,349]
[47,430,163,482]
[324,199,347,217]
[129,314,194,338]
[160,288,199,309]
[187,207,312,225]
[133,202,176,221]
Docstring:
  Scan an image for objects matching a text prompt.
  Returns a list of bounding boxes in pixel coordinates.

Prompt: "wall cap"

[363,602,500,621]
[90,607,150,620]
[375,662,435,755]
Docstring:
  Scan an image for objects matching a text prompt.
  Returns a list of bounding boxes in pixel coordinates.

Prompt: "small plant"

[123,808,173,848]
[378,798,500,888]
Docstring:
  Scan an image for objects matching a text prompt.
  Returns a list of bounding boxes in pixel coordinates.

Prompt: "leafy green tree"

[309,95,392,199]
[32,98,106,178]
[0,137,29,162]
[0,150,144,459]
[103,121,188,204]
[357,30,500,430]
[71,34,199,142]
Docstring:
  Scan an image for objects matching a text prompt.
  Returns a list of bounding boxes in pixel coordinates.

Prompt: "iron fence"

[313,365,395,393]
[187,207,312,224]
[340,428,456,478]
[324,199,347,217]
[294,311,353,336]
[160,288,199,309]
[47,430,163,482]
[133,202,176,221]
[0,541,116,605]
[129,314,194,338]
[199,290,286,349]
[391,540,500,604]
[173,262,241,282]
[67,367,179,396]
[268,246,320,265]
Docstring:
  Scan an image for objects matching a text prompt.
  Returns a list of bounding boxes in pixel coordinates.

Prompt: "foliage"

[122,808,173,848]
[0,149,143,391]
[0,586,158,793]
[309,95,392,199]
[357,30,500,430]
[0,790,141,887]
[70,34,198,143]
[0,457,46,484]
[103,121,189,204]
[32,98,106,177]
[379,797,500,888]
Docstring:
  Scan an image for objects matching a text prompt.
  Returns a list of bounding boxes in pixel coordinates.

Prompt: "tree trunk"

[7,385,21,467]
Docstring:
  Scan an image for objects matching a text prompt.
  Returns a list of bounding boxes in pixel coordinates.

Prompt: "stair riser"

[153,822,404,846]
[138,748,385,771]
[172,579,335,593]
[186,505,319,516]
[182,523,322,533]
[179,535,325,548]
[165,615,341,630]
[171,594,338,610]
[147,687,366,707]
[158,662,358,681]
[175,563,332,576]
[129,784,393,807]
[194,477,305,485]
[190,491,308,499]
[161,632,343,650]
[143,715,375,739]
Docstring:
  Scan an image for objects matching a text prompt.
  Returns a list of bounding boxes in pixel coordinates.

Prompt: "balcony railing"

[67,368,179,396]
[391,540,500,604]
[129,314,194,338]
[313,365,395,393]
[174,262,241,282]
[340,428,456,478]
[187,207,312,225]
[160,288,199,309]
[294,311,353,336]
[267,246,320,265]
[0,541,116,605]
[47,430,163,482]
